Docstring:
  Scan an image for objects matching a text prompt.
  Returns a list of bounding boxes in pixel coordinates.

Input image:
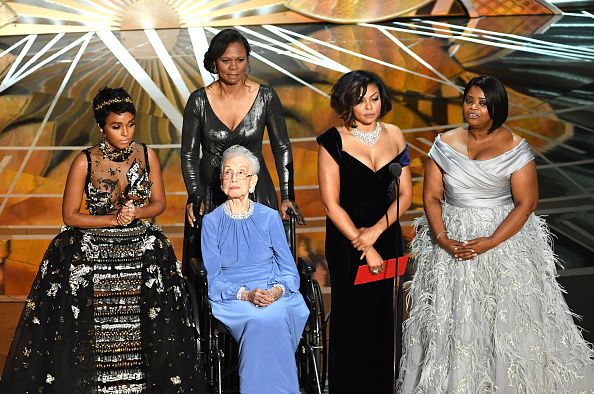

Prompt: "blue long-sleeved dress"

[201,201,309,394]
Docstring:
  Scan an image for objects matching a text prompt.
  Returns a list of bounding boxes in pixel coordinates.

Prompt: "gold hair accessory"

[94,97,133,111]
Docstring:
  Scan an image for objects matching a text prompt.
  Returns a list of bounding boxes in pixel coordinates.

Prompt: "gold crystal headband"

[94,97,133,111]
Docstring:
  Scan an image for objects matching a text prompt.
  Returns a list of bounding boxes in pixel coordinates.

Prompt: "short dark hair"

[92,87,136,128]
[330,70,392,127]
[463,75,508,132]
[204,29,251,74]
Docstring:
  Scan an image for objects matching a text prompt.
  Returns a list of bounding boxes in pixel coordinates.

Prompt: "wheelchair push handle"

[286,207,296,222]
[297,257,316,275]
[190,257,207,279]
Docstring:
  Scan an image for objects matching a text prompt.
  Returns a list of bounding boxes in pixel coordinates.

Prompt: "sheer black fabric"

[316,128,410,394]
[0,143,204,393]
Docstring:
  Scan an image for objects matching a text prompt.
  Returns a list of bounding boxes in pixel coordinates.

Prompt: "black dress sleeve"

[181,89,206,206]
[316,127,342,164]
[142,143,150,174]
[83,148,92,186]
[264,86,295,201]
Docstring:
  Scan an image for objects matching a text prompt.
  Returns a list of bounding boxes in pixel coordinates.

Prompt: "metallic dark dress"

[180,85,295,264]
[0,143,204,394]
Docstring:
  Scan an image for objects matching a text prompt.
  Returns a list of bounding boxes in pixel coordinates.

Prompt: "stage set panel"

[0,0,592,301]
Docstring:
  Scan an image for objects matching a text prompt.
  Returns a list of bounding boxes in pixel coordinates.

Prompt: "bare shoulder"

[145,146,162,169]
[68,151,88,177]
[146,145,157,157]
[511,130,524,145]
[72,151,88,167]
[439,127,465,145]
[382,122,406,149]
[383,122,404,139]
[492,127,518,149]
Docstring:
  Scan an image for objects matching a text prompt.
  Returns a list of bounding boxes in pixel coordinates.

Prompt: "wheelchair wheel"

[298,278,327,394]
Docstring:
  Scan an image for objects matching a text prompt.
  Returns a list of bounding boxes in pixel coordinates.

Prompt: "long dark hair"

[330,70,392,127]
[203,29,251,74]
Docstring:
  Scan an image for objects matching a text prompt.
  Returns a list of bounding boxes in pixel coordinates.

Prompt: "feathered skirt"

[397,202,594,393]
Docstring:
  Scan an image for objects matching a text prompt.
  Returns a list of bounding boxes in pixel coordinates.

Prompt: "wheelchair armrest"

[190,257,207,278]
[297,257,316,275]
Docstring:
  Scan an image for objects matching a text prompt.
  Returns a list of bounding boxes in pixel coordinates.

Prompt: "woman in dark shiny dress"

[181,28,302,266]
[317,71,413,393]
[0,88,204,394]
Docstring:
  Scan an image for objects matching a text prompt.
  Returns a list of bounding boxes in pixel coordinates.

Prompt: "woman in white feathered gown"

[397,75,594,393]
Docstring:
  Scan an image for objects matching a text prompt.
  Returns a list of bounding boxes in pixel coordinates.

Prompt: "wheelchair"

[185,209,327,394]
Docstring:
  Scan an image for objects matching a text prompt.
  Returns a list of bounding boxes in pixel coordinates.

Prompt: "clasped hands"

[351,227,384,275]
[438,235,495,260]
[241,287,283,307]
[115,200,137,226]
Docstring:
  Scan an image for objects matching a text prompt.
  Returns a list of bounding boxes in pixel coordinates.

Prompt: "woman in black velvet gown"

[181,28,303,267]
[317,71,413,393]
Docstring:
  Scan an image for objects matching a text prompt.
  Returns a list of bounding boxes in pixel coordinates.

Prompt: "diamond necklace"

[350,122,381,147]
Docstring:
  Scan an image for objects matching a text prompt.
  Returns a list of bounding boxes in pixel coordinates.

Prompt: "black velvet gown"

[180,85,295,267]
[316,128,410,394]
[0,143,204,393]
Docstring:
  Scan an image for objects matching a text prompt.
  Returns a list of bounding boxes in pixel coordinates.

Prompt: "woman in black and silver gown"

[0,88,204,394]
[181,28,303,266]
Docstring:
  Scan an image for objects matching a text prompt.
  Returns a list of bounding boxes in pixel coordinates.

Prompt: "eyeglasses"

[221,169,253,180]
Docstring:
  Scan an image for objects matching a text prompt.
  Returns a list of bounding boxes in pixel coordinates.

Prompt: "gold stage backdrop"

[2,0,593,297]
[0,0,559,35]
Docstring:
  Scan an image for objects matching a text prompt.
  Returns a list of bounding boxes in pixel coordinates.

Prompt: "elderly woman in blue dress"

[201,145,309,394]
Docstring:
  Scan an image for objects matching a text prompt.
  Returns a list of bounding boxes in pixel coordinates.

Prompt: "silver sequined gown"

[397,134,594,393]
[0,143,204,393]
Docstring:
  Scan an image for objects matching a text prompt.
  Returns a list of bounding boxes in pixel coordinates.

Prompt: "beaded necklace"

[99,139,134,162]
[224,199,254,219]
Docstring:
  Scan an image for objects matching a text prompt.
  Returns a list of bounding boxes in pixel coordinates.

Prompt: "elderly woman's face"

[221,155,257,199]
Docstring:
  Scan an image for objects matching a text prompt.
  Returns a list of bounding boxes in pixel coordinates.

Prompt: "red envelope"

[354,255,409,285]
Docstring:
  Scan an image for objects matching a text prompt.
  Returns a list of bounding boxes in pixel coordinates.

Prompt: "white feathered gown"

[397,135,594,393]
